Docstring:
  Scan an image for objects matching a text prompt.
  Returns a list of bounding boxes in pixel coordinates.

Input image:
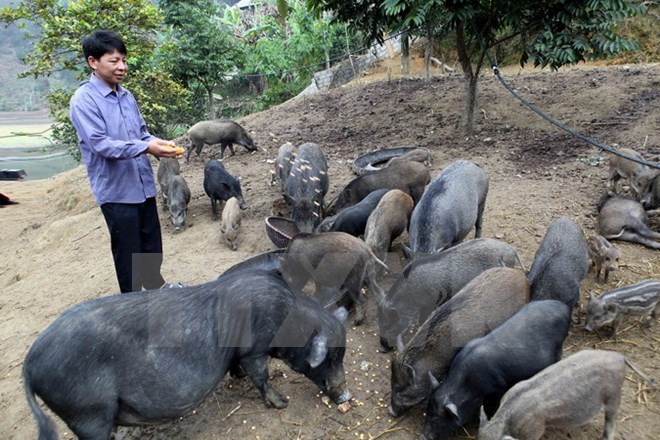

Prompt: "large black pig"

[203,159,247,220]
[23,270,351,439]
[421,300,571,439]
[407,160,489,257]
[284,142,329,233]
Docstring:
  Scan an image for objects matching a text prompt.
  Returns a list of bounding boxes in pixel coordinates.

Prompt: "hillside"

[1,61,658,439]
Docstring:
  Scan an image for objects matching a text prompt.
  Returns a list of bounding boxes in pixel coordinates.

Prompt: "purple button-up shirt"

[70,74,157,205]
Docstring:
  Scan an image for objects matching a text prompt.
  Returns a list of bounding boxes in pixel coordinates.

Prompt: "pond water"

[0,147,78,180]
[0,110,78,180]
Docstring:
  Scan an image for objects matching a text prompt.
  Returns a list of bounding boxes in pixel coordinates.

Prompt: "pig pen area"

[1,61,659,440]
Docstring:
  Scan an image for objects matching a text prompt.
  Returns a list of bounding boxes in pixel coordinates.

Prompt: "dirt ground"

[1,58,658,440]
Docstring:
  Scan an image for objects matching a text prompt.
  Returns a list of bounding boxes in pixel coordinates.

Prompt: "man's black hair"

[82,30,127,61]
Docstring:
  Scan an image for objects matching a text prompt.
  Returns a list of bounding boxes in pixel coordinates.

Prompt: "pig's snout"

[331,388,352,404]
[379,337,394,353]
[389,404,402,417]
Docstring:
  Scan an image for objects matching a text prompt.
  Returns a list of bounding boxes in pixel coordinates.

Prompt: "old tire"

[351,146,418,175]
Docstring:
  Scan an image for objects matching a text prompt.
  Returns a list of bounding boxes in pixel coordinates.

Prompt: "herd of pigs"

[21,119,660,439]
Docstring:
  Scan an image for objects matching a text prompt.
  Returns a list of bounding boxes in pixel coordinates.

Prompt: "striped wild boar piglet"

[326,161,430,215]
[421,300,571,440]
[528,217,589,315]
[186,119,257,161]
[378,238,521,353]
[389,267,529,417]
[407,160,489,258]
[284,143,328,233]
[23,270,351,440]
[585,279,660,337]
[478,350,626,440]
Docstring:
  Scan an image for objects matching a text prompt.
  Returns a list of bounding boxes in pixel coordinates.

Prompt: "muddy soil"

[1,59,658,440]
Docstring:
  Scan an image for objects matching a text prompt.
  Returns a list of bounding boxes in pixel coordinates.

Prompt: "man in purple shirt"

[70,30,182,293]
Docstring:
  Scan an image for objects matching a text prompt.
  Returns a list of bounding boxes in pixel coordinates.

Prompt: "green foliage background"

[0,0,656,157]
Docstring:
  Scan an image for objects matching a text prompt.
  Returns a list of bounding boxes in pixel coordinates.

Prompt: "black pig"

[203,159,246,220]
[421,300,570,439]
[528,217,589,314]
[407,160,489,257]
[23,270,351,439]
[317,189,388,236]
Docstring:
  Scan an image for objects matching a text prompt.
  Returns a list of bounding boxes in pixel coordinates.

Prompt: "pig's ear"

[333,307,348,324]
[307,334,328,369]
[445,403,460,422]
[479,406,489,428]
[428,371,440,389]
[588,291,595,301]
[283,193,294,206]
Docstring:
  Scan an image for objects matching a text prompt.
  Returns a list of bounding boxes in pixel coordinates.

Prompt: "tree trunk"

[455,21,488,134]
[206,87,215,119]
[465,74,478,134]
[424,21,433,81]
[401,32,410,75]
[456,22,475,134]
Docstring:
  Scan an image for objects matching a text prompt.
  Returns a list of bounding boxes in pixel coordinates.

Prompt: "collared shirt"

[70,74,157,205]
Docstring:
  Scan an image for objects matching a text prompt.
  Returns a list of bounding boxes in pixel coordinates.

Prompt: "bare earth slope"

[1,62,658,440]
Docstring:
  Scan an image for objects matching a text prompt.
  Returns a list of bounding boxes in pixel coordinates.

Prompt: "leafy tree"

[0,0,188,159]
[218,0,363,116]
[306,0,646,133]
[159,0,243,118]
